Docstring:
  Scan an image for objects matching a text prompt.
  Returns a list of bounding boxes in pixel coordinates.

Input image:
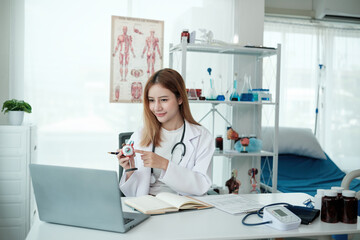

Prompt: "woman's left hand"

[135,149,169,170]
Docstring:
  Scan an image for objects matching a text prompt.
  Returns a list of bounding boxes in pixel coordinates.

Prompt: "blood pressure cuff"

[285,205,320,225]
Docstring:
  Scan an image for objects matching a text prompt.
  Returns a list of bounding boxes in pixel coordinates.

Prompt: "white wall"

[9,0,25,101]
[0,0,25,125]
[0,0,10,125]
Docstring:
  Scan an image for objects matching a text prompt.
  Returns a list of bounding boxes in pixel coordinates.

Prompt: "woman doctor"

[117,68,214,197]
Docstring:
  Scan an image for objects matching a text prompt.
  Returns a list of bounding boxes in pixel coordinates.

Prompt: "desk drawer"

[0,130,27,156]
[0,156,22,173]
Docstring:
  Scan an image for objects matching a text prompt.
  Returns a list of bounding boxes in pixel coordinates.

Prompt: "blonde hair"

[140,68,200,147]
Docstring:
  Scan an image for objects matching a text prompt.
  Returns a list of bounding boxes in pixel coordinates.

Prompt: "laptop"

[29,164,149,233]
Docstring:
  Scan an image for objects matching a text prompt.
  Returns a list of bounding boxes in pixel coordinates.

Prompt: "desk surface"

[26,193,360,240]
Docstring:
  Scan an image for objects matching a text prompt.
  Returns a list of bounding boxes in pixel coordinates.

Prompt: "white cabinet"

[169,41,280,193]
[0,125,37,240]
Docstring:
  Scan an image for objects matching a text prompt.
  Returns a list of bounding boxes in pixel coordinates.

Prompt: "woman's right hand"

[116,150,136,179]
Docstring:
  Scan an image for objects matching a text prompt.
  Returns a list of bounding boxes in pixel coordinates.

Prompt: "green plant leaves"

[1,99,32,114]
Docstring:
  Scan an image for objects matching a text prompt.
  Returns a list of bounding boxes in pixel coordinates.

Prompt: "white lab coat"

[119,120,214,197]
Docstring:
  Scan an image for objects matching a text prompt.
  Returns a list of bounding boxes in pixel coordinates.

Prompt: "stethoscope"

[150,121,186,183]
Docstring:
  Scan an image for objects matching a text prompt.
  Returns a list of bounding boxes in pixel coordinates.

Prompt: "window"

[264,17,360,172]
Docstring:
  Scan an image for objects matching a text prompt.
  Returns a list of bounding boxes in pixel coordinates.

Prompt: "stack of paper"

[194,194,263,215]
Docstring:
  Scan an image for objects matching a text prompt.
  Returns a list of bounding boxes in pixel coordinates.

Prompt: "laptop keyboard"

[124,218,134,224]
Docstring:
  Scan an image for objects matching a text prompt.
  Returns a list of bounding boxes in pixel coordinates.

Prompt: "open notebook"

[125,192,212,215]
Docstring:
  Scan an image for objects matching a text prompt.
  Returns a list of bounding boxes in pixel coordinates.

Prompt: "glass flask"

[229,73,240,101]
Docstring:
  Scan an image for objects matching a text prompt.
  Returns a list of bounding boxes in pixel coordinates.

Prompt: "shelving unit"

[169,40,281,193]
[0,125,37,240]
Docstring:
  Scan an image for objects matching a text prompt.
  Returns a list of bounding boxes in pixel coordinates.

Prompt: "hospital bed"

[260,127,360,197]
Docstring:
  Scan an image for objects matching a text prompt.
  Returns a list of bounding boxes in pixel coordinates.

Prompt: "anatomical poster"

[110,16,164,103]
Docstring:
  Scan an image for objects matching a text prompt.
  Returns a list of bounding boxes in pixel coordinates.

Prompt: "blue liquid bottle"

[216,74,225,101]
[240,74,254,102]
[206,68,217,100]
[230,73,240,101]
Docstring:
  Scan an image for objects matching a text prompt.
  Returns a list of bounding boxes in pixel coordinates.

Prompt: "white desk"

[26,193,360,240]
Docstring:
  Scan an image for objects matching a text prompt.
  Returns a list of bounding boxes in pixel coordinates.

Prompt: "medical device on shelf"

[263,206,301,231]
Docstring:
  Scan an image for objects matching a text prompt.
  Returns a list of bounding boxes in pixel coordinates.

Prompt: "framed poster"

[110,16,164,103]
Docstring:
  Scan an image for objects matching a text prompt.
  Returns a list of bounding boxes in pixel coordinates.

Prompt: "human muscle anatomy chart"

[110,16,164,103]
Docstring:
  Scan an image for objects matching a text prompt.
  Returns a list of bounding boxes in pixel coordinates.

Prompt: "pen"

[108,152,120,155]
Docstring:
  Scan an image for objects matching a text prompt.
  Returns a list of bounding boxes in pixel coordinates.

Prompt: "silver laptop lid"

[29,164,148,233]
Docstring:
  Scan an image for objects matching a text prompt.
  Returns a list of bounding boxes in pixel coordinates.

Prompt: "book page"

[124,195,178,214]
[156,192,207,209]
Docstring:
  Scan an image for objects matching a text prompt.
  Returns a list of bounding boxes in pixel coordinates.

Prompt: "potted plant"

[1,99,32,125]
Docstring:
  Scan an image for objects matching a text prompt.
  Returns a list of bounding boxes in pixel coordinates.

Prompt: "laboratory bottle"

[331,186,344,221]
[241,74,252,93]
[341,190,358,224]
[199,78,206,100]
[181,29,190,43]
[314,189,325,210]
[206,68,217,100]
[216,74,225,101]
[321,190,339,223]
[215,135,223,151]
[230,73,239,101]
[240,74,254,101]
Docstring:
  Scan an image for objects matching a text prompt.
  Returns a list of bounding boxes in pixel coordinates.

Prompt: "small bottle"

[230,73,239,101]
[331,186,344,221]
[314,189,325,210]
[341,190,358,224]
[251,89,259,102]
[215,135,223,151]
[216,74,225,101]
[206,68,217,100]
[181,29,190,43]
[321,190,339,223]
[199,78,206,100]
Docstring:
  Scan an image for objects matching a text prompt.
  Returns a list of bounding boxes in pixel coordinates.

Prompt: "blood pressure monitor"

[263,206,301,231]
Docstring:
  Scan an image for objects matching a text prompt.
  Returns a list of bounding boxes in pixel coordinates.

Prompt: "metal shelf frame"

[169,40,281,192]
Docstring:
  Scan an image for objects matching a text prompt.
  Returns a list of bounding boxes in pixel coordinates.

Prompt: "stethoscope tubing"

[151,120,186,174]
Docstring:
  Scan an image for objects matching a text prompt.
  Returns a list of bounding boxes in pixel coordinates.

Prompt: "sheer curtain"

[264,18,318,129]
[321,25,360,172]
[264,17,360,173]
[24,0,233,170]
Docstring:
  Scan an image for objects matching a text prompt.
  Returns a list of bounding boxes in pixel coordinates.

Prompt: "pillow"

[261,127,327,160]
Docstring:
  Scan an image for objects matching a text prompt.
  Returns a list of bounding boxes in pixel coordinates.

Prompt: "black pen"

[108,152,120,155]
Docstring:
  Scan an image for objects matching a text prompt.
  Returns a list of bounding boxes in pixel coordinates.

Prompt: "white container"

[314,189,326,210]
